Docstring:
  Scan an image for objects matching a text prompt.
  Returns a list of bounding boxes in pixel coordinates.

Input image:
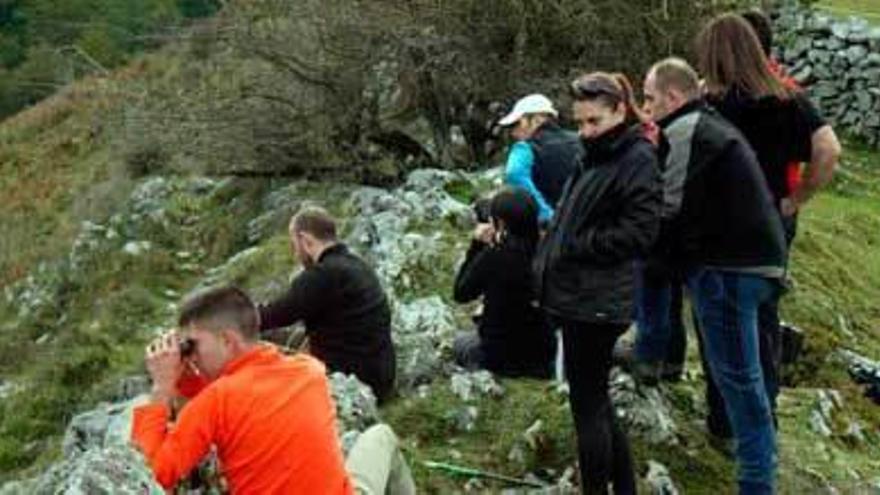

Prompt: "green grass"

[382,380,576,493]
[816,0,880,23]
[380,139,880,493]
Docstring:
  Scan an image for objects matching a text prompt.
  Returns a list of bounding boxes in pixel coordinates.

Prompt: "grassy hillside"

[0,15,879,493]
[816,0,880,23]
[382,142,880,492]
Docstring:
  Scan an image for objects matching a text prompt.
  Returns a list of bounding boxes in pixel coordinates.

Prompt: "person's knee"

[361,423,398,448]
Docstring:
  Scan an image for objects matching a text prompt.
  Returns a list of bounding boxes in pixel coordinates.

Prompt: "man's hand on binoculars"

[145,330,185,406]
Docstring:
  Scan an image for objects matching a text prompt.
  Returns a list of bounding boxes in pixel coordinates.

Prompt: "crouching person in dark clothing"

[534,72,662,494]
[258,206,396,404]
[452,187,555,379]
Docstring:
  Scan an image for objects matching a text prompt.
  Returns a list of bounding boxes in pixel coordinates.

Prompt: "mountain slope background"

[0,0,878,492]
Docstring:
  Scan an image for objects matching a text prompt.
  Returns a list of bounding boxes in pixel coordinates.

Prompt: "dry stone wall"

[774,3,880,146]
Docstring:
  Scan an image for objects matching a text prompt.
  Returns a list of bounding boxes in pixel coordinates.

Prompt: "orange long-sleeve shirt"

[132,345,354,494]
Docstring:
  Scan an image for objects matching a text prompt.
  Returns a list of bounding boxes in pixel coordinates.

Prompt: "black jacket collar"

[317,243,348,263]
[581,122,643,165]
[657,99,706,129]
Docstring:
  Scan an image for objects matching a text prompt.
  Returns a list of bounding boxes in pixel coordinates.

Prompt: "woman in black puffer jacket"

[534,72,662,494]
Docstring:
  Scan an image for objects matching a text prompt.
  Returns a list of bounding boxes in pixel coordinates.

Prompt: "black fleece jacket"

[258,244,396,403]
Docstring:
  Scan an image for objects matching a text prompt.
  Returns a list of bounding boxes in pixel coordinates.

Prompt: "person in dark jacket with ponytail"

[452,187,555,379]
[533,72,662,494]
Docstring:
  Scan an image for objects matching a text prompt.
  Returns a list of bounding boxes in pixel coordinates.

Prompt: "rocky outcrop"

[0,443,165,495]
[393,296,458,389]
[0,396,163,495]
[644,460,679,495]
[773,3,880,146]
[609,370,678,446]
[0,371,379,494]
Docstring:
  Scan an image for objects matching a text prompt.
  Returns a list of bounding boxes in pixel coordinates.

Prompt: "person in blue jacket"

[498,94,581,224]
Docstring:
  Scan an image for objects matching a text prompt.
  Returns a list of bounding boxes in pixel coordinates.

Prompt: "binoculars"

[179,338,197,357]
[472,197,492,224]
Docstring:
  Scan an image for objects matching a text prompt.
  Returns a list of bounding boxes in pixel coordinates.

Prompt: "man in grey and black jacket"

[643,58,786,494]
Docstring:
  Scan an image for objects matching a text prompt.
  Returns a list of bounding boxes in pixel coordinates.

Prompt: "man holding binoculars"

[132,286,415,494]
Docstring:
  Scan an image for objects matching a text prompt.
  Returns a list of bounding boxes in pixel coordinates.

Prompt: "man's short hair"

[178,286,259,340]
[291,206,337,242]
[649,57,701,99]
[742,9,773,57]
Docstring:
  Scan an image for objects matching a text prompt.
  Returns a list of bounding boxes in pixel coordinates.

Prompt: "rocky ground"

[0,161,877,493]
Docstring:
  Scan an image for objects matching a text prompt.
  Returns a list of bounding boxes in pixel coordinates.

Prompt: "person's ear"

[221,329,243,351]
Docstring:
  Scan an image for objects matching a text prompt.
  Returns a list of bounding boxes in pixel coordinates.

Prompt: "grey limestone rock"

[62,396,149,457]
[245,183,303,244]
[447,404,480,432]
[0,395,165,495]
[792,65,814,85]
[0,444,164,495]
[831,21,851,40]
[129,177,174,216]
[329,372,380,435]
[644,460,679,495]
[122,240,152,256]
[845,45,869,65]
[609,369,678,445]
[403,168,461,193]
[809,389,843,437]
[393,296,457,389]
[450,370,504,402]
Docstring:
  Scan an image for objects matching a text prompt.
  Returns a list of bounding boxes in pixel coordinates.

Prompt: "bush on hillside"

[126,0,753,180]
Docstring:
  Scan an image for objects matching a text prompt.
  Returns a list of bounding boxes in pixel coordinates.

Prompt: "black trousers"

[561,321,635,495]
[665,283,687,368]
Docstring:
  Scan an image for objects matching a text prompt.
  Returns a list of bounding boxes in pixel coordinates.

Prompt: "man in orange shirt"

[131,286,415,494]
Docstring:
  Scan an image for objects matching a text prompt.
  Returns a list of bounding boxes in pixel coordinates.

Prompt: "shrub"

[212,0,755,174]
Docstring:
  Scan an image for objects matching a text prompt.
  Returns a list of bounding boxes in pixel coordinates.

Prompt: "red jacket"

[132,346,353,494]
[769,59,805,195]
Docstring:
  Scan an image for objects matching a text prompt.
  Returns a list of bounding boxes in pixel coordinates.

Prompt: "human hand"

[473,223,496,245]
[145,330,185,405]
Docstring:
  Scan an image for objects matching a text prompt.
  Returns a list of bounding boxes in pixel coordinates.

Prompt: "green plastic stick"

[423,460,545,488]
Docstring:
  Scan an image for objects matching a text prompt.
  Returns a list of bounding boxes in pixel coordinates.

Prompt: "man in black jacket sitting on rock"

[258,206,396,403]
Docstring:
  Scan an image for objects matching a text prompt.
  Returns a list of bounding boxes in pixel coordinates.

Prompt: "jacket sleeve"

[453,241,493,303]
[571,150,662,265]
[131,387,219,489]
[505,142,555,222]
[258,268,330,331]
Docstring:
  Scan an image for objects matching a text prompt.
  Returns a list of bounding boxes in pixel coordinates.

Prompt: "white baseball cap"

[498,94,558,127]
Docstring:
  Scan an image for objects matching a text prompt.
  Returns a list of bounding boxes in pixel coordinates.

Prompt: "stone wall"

[773,3,880,146]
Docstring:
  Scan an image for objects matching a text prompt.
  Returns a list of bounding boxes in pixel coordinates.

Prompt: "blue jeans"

[686,268,778,495]
[633,262,686,367]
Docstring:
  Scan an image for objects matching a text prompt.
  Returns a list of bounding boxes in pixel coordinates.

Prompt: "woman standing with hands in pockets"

[534,72,662,494]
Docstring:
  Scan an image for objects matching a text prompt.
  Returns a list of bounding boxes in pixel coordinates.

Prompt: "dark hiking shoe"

[613,339,662,385]
[631,359,662,386]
